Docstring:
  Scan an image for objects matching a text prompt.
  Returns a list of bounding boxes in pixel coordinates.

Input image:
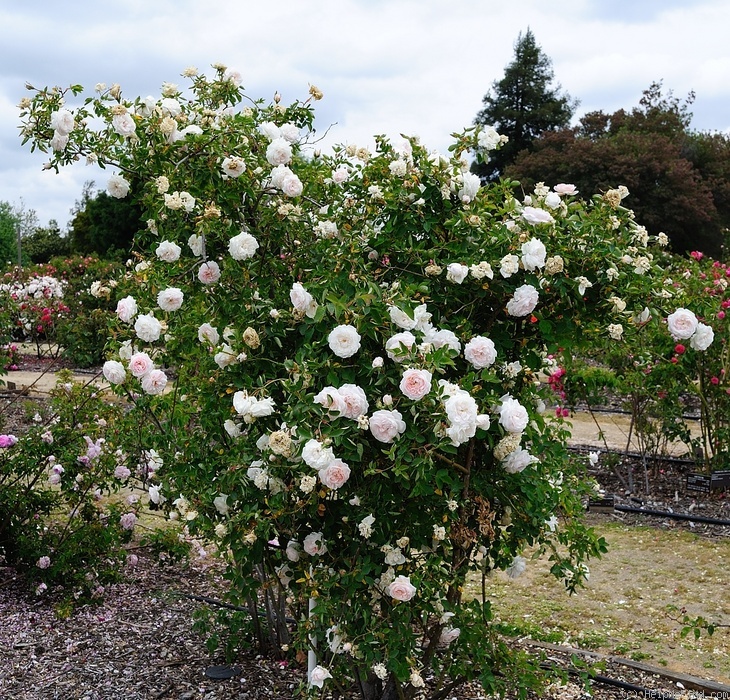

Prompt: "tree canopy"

[505,82,730,256]
[0,201,20,266]
[473,29,577,182]
[67,181,143,259]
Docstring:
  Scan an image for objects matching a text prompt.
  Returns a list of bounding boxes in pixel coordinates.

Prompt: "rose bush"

[20,67,673,698]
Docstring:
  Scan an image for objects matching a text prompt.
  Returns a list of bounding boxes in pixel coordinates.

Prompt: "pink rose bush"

[20,68,676,698]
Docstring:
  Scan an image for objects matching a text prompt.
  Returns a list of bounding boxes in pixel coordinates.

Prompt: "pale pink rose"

[399,369,432,400]
[281,171,303,197]
[499,396,529,433]
[285,540,301,562]
[328,325,361,358]
[667,308,698,340]
[520,238,547,271]
[445,390,478,427]
[314,386,347,415]
[134,314,162,342]
[157,287,184,312]
[141,369,168,395]
[197,323,220,346]
[369,409,406,443]
[464,336,497,369]
[303,531,327,556]
[266,138,293,166]
[120,513,137,530]
[521,206,554,225]
[112,112,136,137]
[332,167,349,184]
[37,556,51,569]
[198,261,221,285]
[387,575,416,601]
[116,295,138,323]
[129,352,154,377]
[102,360,126,385]
[155,240,181,262]
[310,665,332,689]
[506,284,539,317]
[319,459,351,489]
[554,183,578,195]
[439,626,461,647]
[114,465,131,479]
[337,384,369,418]
[385,331,417,361]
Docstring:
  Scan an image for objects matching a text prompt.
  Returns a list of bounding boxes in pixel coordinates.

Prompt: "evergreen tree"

[474,29,576,181]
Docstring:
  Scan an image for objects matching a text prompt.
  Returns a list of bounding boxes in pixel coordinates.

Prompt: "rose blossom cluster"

[666,308,714,351]
[102,350,168,395]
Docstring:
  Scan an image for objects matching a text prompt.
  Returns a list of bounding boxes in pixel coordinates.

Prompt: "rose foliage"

[20,67,678,698]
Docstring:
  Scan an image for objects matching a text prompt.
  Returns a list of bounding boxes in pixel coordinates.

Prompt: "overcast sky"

[1,0,729,231]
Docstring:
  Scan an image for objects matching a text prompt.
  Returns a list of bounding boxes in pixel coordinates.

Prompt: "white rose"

[690,322,714,351]
[500,254,520,278]
[228,231,259,260]
[520,238,547,271]
[667,308,698,340]
[543,192,561,209]
[112,112,136,137]
[213,494,229,515]
[388,305,417,330]
[155,240,181,262]
[446,262,469,284]
[464,336,497,369]
[458,172,480,203]
[290,282,318,318]
[188,234,204,256]
[102,360,126,385]
[314,386,347,415]
[198,261,221,285]
[521,206,554,225]
[134,313,162,342]
[502,448,536,474]
[51,109,75,135]
[385,331,417,361]
[506,284,539,317]
[369,409,406,443]
[157,287,184,312]
[328,324,361,358]
[499,396,529,433]
[197,323,220,346]
[301,439,335,470]
[281,171,303,197]
[107,173,130,199]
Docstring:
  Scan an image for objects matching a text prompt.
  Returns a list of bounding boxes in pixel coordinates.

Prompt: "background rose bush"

[17,67,683,698]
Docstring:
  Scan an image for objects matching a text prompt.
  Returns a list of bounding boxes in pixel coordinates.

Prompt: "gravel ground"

[1,551,718,700]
